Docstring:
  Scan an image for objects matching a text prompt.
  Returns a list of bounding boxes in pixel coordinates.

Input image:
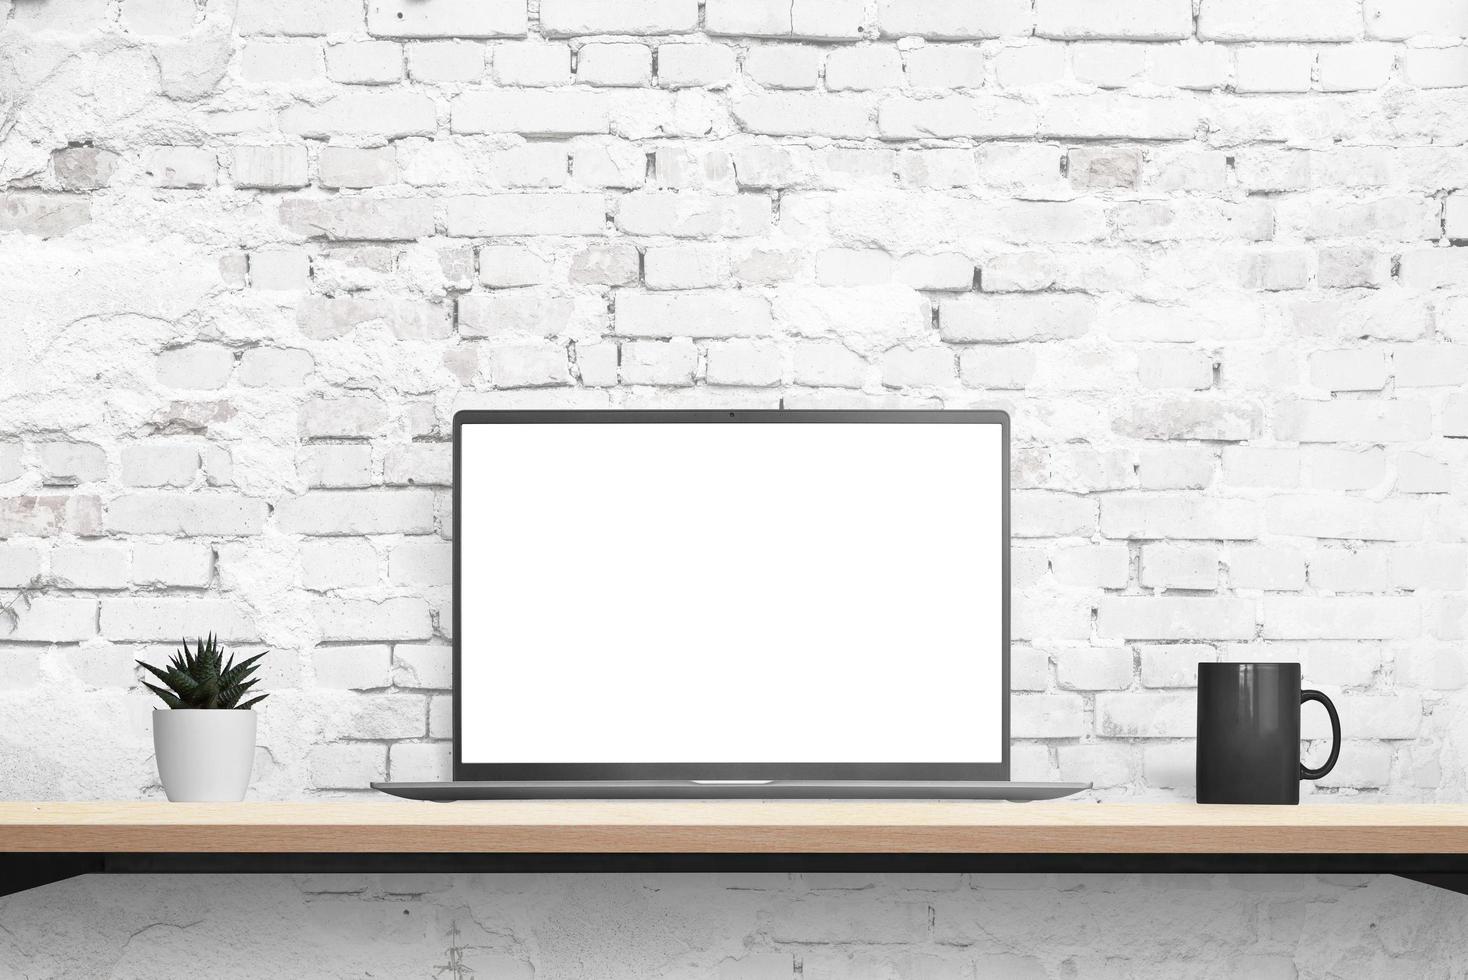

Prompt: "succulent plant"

[137,634,269,710]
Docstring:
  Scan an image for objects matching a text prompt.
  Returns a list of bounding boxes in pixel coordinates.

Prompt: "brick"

[621,339,699,385]
[618,193,770,238]
[325,40,402,83]
[876,0,1033,38]
[385,540,451,587]
[144,147,216,188]
[1301,447,1385,491]
[733,94,872,139]
[406,41,485,82]
[452,91,606,135]
[237,347,314,387]
[1397,452,1451,493]
[903,45,985,88]
[992,45,1068,86]
[1138,348,1213,390]
[1038,0,1192,39]
[959,347,1035,389]
[301,538,379,589]
[1136,447,1214,490]
[1041,94,1200,140]
[1056,647,1133,691]
[572,142,646,189]
[277,490,436,535]
[1228,546,1306,590]
[658,43,738,88]
[1274,400,1432,442]
[280,197,434,240]
[1309,546,1390,593]
[299,445,374,488]
[1098,596,1257,640]
[1075,45,1153,88]
[879,95,1037,139]
[577,43,652,86]
[940,294,1095,343]
[1097,692,1196,736]
[239,39,322,82]
[1398,249,1468,288]
[366,0,525,38]
[1262,597,1418,639]
[817,248,891,286]
[324,694,430,742]
[301,396,389,439]
[49,544,126,589]
[1013,491,1097,538]
[280,91,436,137]
[156,344,233,390]
[102,598,256,641]
[1317,245,1390,287]
[1236,45,1314,93]
[3,598,98,642]
[444,193,607,236]
[312,645,392,689]
[1138,543,1220,593]
[318,147,398,188]
[1391,544,1468,590]
[880,346,955,388]
[1068,147,1140,189]
[38,442,107,486]
[236,0,363,35]
[1319,43,1396,90]
[826,47,904,91]
[894,253,972,291]
[132,542,214,587]
[0,545,42,588]
[1366,0,1468,39]
[389,742,452,781]
[121,444,200,487]
[644,246,728,289]
[1409,55,1468,95]
[1265,496,1424,541]
[791,342,867,388]
[705,0,788,35]
[249,248,310,289]
[231,145,308,189]
[542,0,696,35]
[570,243,640,285]
[296,295,450,340]
[1103,495,1258,541]
[488,144,572,187]
[1051,543,1130,588]
[617,291,772,338]
[491,41,572,86]
[478,245,550,286]
[489,342,572,388]
[1199,0,1360,41]
[308,743,387,788]
[1309,349,1389,391]
[458,289,593,339]
[106,493,266,536]
[707,340,782,386]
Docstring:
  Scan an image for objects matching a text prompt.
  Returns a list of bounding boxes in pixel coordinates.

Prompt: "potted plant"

[137,634,269,802]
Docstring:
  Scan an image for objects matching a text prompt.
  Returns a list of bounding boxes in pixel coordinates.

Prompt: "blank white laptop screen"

[458,421,1005,765]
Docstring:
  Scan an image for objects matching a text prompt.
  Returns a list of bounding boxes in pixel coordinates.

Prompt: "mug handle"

[1300,690,1341,780]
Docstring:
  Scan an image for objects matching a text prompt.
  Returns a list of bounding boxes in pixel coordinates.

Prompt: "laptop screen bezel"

[451,409,1011,783]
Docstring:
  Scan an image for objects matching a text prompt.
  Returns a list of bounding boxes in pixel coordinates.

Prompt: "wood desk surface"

[3,802,1468,854]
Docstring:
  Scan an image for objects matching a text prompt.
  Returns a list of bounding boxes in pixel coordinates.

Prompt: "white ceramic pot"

[152,709,257,802]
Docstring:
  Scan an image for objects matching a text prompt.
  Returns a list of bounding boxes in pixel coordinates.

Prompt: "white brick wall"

[5,0,1468,966]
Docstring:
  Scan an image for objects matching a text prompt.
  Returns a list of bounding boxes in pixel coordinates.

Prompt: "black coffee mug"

[1196,662,1341,804]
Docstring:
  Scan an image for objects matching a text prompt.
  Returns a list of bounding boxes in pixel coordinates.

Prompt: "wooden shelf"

[5,801,1468,855]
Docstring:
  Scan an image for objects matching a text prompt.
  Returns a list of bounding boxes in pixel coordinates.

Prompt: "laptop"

[374,409,1088,802]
